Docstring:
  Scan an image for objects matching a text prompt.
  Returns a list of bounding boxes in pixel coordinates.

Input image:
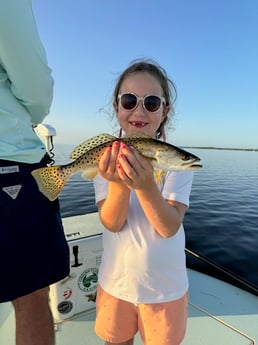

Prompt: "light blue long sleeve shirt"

[0,0,54,163]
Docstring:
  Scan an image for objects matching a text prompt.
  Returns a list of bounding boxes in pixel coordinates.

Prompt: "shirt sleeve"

[162,171,194,207]
[0,0,54,124]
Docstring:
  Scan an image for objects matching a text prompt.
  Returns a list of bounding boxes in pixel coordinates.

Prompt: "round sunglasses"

[118,93,166,113]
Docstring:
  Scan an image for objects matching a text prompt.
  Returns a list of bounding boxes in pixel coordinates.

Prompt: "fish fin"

[31,166,68,201]
[69,133,117,159]
[81,168,98,180]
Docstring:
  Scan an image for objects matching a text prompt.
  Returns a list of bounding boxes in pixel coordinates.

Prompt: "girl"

[93,59,193,345]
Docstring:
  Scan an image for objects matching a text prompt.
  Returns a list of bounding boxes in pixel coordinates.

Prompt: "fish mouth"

[182,158,202,169]
[188,163,203,169]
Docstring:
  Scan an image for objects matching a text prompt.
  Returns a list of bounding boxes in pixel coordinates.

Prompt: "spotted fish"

[31,133,202,201]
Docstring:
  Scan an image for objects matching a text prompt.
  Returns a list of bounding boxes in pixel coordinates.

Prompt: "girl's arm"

[97,181,130,232]
[117,144,188,238]
[96,142,131,232]
[135,182,187,238]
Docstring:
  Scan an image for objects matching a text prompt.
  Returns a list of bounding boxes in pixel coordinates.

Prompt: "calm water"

[183,149,258,294]
[55,145,258,294]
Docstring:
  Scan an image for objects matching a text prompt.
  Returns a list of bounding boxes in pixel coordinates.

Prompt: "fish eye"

[182,154,191,161]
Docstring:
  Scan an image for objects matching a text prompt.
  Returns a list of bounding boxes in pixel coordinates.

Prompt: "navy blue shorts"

[0,158,70,302]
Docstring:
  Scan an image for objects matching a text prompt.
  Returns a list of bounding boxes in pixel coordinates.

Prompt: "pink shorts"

[95,285,188,345]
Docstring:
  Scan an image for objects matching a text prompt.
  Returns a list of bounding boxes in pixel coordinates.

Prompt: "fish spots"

[31,133,202,201]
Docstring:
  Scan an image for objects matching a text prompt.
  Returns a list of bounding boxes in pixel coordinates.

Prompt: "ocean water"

[183,148,258,294]
[55,145,258,294]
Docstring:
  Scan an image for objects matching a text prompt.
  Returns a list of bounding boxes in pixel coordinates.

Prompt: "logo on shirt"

[2,184,22,199]
[0,166,19,174]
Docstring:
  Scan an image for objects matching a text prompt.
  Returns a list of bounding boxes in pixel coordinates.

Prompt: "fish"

[31,133,202,201]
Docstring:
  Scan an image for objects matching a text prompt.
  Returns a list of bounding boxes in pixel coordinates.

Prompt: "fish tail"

[31,166,68,201]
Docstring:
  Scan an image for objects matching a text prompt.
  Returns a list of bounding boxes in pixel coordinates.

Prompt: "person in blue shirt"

[0,1,69,344]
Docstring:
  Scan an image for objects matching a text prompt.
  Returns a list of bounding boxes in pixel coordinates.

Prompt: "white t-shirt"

[94,169,193,304]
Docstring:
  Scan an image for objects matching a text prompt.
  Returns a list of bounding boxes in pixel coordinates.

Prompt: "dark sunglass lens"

[144,96,161,112]
[121,94,137,110]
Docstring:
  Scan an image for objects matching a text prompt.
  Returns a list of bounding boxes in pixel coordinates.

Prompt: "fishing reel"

[34,123,56,165]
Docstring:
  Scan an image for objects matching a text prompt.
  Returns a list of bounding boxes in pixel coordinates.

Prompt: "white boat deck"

[1,269,257,344]
[1,213,257,344]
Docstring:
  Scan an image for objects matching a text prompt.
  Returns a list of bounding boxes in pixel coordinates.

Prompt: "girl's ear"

[113,101,118,113]
[162,105,170,121]
[164,105,170,116]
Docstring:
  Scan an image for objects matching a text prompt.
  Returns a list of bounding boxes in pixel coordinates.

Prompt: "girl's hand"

[98,141,122,182]
[117,144,154,190]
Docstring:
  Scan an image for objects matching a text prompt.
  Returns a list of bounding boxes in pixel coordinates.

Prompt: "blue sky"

[33,0,258,148]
